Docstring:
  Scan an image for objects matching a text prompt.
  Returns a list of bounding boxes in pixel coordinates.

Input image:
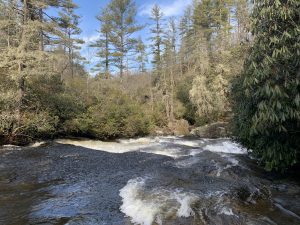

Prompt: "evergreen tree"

[136,37,147,73]
[232,0,300,170]
[162,18,177,123]
[179,5,193,40]
[149,4,164,74]
[0,0,18,48]
[92,7,112,79]
[0,0,67,134]
[107,0,142,77]
[187,0,234,124]
[178,5,193,70]
[58,0,83,78]
[193,0,231,42]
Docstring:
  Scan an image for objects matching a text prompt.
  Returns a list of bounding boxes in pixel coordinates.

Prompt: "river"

[0,136,299,225]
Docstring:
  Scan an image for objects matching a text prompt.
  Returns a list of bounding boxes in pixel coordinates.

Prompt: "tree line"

[0,0,299,171]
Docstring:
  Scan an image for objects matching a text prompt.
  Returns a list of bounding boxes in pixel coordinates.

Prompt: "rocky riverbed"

[0,136,299,225]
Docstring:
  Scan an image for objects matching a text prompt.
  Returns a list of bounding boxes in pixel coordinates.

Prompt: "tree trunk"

[39,8,44,51]
[105,32,109,79]
[170,65,175,122]
[150,87,154,113]
[120,57,123,78]
[16,0,28,126]
[68,31,74,78]
[17,62,25,127]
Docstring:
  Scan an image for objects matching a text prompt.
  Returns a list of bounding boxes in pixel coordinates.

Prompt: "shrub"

[68,90,152,139]
[232,0,300,171]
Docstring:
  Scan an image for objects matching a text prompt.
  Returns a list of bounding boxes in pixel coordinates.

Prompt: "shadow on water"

[0,177,66,225]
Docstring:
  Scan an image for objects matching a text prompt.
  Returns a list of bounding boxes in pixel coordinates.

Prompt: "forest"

[0,0,299,171]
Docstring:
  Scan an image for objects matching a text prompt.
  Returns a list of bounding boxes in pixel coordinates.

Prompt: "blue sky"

[72,0,193,73]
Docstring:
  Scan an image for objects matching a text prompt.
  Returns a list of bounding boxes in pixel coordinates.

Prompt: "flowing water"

[0,136,299,225]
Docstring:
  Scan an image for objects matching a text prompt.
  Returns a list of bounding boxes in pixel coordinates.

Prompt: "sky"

[71,0,193,73]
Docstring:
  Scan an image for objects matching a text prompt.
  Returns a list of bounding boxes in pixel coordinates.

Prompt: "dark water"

[0,137,299,225]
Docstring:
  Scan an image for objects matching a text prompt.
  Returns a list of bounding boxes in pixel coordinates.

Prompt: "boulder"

[191,122,230,138]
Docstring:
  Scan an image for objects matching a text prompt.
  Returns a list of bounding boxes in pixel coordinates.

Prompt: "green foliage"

[232,0,300,171]
[21,111,59,139]
[0,76,60,144]
[68,89,151,139]
[136,36,148,73]
[106,0,143,76]
[0,111,58,145]
[150,4,164,73]
[176,77,197,124]
[193,0,231,41]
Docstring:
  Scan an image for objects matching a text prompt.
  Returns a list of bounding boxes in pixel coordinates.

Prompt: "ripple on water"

[2,136,299,225]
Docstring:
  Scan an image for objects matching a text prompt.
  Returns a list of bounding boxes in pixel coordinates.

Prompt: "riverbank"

[0,120,231,146]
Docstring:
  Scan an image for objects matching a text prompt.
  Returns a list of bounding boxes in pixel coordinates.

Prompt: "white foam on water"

[1,144,22,150]
[140,147,186,158]
[119,178,199,225]
[172,140,201,147]
[30,141,46,148]
[189,148,204,156]
[56,137,194,157]
[158,137,205,148]
[175,193,198,217]
[209,155,240,177]
[55,137,248,159]
[220,154,240,170]
[225,156,239,167]
[218,206,234,216]
[205,190,226,199]
[203,141,247,154]
[55,139,158,154]
[118,137,156,145]
[120,178,160,225]
[159,136,181,140]
[174,157,201,168]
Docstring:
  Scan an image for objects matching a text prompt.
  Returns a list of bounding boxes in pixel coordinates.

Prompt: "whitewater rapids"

[56,136,250,224]
[1,136,299,225]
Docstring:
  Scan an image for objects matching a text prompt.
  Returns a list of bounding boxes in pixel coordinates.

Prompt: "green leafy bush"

[232,0,300,171]
[67,89,151,139]
[176,77,198,125]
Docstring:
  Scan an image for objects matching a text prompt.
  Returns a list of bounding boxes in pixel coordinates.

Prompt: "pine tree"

[107,0,142,77]
[58,0,83,78]
[149,4,164,74]
[232,0,300,170]
[186,0,233,124]
[92,7,112,79]
[193,0,230,42]
[136,37,147,73]
[179,5,193,40]
[178,5,193,71]
[0,0,66,129]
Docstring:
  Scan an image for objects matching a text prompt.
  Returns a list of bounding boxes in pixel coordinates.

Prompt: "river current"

[0,136,299,225]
